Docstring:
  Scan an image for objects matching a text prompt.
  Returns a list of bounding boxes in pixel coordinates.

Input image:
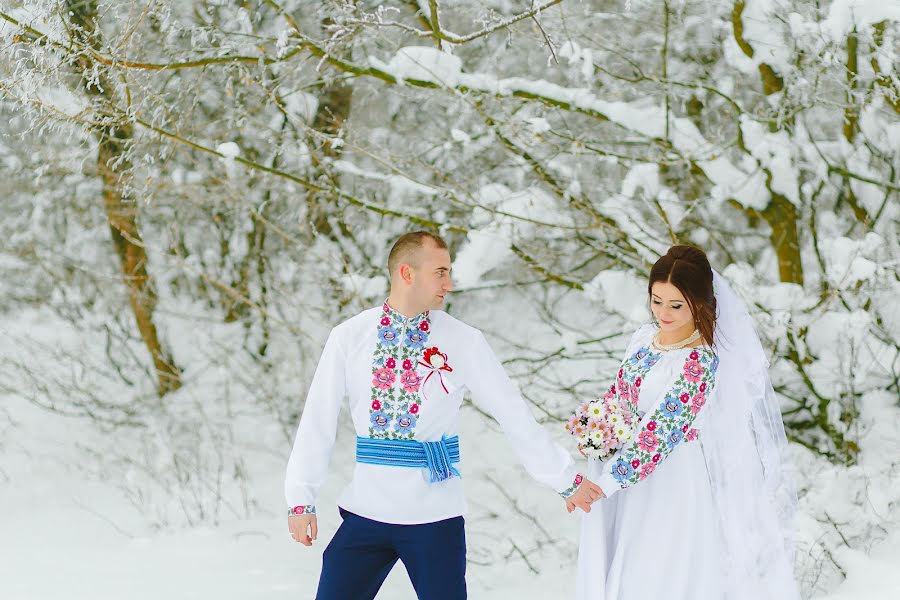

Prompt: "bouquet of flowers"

[565,386,638,460]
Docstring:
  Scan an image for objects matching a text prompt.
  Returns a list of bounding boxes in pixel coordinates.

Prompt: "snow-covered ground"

[4,388,899,600]
[1,391,583,600]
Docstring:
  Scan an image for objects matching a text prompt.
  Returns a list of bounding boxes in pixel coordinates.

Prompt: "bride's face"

[650,281,694,333]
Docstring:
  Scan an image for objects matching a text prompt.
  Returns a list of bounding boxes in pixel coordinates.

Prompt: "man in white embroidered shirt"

[286,231,603,599]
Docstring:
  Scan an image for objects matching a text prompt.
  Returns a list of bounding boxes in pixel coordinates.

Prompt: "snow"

[450,128,471,144]
[621,163,661,199]
[820,233,882,288]
[452,229,513,289]
[331,160,438,202]
[582,269,648,324]
[740,115,800,204]
[821,1,900,43]
[379,47,463,87]
[340,273,388,300]
[216,142,241,159]
[817,534,900,600]
[525,117,551,135]
[281,90,319,124]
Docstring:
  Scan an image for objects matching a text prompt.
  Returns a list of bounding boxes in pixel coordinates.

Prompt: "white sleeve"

[284,327,347,513]
[461,330,581,497]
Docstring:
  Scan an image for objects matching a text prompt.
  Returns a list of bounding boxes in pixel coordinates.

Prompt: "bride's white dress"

[576,325,725,600]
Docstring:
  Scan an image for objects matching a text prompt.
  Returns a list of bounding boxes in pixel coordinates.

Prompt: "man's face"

[408,240,453,311]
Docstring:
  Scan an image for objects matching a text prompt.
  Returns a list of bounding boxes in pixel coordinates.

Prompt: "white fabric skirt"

[576,442,725,600]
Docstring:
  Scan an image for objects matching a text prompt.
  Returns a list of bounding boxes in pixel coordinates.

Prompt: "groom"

[286,231,603,599]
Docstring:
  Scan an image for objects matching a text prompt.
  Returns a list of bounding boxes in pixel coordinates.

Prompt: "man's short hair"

[388,231,449,275]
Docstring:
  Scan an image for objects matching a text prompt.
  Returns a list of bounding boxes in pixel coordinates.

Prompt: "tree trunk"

[760,193,804,285]
[66,0,182,397]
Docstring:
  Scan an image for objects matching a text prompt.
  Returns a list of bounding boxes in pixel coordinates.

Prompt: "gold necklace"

[652,328,701,351]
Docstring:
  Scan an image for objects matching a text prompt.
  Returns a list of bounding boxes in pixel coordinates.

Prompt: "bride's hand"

[577,444,588,458]
[566,478,605,513]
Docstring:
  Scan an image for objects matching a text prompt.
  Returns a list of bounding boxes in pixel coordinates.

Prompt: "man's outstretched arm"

[461,330,601,509]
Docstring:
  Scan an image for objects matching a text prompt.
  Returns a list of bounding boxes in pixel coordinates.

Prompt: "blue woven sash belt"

[356,435,461,483]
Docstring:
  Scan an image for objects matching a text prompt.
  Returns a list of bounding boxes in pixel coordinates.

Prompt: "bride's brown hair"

[648,245,717,347]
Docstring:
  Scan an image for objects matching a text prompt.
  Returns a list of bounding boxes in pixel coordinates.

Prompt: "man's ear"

[398,263,413,284]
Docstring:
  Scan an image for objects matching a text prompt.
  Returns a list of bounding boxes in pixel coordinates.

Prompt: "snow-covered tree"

[1,1,897,595]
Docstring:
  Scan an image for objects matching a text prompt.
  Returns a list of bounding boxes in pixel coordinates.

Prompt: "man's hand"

[565,478,605,513]
[288,514,318,546]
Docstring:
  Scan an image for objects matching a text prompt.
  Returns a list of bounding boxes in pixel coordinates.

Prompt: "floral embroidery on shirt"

[288,505,316,516]
[369,302,432,440]
[615,345,663,416]
[609,347,718,488]
[559,473,584,498]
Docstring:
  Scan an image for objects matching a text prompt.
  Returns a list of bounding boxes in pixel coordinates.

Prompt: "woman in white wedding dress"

[573,246,800,600]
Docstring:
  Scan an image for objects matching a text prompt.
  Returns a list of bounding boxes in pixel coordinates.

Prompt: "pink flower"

[293,506,305,515]
[566,416,579,431]
[682,424,689,433]
[640,463,656,479]
[410,403,419,415]
[419,321,429,332]
[686,428,699,442]
[618,368,624,378]
[630,385,640,404]
[383,303,390,313]
[699,381,707,393]
[631,459,641,469]
[618,380,629,395]
[371,400,381,410]
[647,420,657,432]
[683,360,705,383]
[588,420,599,431]
[402,359,413,371]
[380,316,391,326]
[573,424,585,436]
[400,369,422,392]
[372,367,396,390]
[635,376,642,388]
[386,358,396,369]
[574,474,583,486]
[690,392,706,414]
[652,453,661,463]
[680,393,690,404]
[577,403,590,418]
[638,430,658,452]
[690,350,699,360]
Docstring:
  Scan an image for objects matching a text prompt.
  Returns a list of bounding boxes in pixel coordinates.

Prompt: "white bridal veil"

[704,271,801,599]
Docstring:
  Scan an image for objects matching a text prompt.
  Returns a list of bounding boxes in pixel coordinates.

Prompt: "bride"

[571,245,801,600]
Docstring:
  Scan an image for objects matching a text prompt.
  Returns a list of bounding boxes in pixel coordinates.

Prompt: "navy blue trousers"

[315,509,467,600]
